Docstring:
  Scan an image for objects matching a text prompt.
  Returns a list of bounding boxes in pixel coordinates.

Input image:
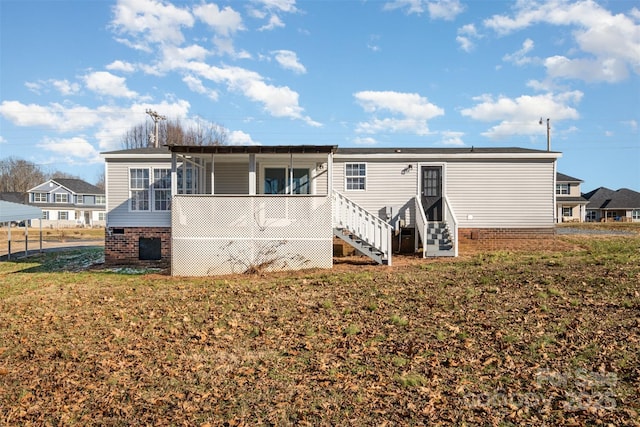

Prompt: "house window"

[345,163,366,191]
[96,195,106,205]
[33,193,47,203]
[177,165,197,194]
[55,193,69,203]
[42,211,49,220]
[562,207,573,217]
[130,168,150,211]
[58,211,68,220]
[632,210,640,220]
[153,169,171,211]
[586,210,597,222]
[556,183,570,195]
[77,196,84,204]
[263,168,311,194]
[98,212,106,221]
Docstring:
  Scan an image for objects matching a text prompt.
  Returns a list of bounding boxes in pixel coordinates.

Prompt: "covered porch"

[167,145,339,275]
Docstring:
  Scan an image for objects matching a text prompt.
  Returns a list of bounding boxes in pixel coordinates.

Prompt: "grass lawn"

[0,231,639,426]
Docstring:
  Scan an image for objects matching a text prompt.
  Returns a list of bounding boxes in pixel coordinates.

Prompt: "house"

[555,172,588,222]
[582,187,640,222]
[27,178,106,228]
[102,145,561,276]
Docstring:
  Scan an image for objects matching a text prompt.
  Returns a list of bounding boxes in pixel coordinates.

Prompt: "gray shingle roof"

[0,192,28,204]
[53,178,104,195]
[583,187,640,209]
[556,172,583,182]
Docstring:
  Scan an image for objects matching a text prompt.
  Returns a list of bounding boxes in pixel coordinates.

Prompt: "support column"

[249,154,256,195]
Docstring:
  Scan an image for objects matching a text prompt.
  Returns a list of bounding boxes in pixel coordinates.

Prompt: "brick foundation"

[105,227,171,266]
[458,227,556,253]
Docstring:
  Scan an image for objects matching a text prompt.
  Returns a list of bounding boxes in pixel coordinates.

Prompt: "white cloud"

[354,90,444,135]
[353,136,378,145]
[427,0,465,21]
[622,119,638,131]
[187,62,319,126]
[38,137,102,163]
[182,75,218,101]
[460,91,582,139]
[256,0,298,13]
[228,130,258,145]
[457,23,480,52]
[272,50,306,74]
[439,130,465,146]
[110,0,194,50]
[0,101,100,132]
[503,38,535,66]
[84,71,138,98]
[544,55,628,83]
[259,14,285,31]
[24,79,80,96]
[384,0,464,19]
[106,60,137,73]
[0,136,6,144]
[193,4,244,36]
[484,1,640,83]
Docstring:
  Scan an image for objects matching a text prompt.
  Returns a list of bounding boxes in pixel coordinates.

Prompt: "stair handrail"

[414,195,428,258]
[443,195,459,257]
[333,190,392,265]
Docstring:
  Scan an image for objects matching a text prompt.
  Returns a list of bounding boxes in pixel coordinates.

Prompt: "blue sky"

[1,0,638,192]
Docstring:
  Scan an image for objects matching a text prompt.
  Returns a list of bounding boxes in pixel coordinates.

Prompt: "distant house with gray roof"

[556,172,588,222]
[583,187,640,222]
[27,178,105,227]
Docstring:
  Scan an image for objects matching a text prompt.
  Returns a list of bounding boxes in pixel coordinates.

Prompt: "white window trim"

[128,167,174,212]
[33,192,47,203]
[344,162,367,191]
[55,193,69,204]
[258,162,316,195]
[129,167,151,212]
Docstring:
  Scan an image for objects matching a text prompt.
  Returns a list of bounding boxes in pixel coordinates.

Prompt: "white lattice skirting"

[171,195,333,276]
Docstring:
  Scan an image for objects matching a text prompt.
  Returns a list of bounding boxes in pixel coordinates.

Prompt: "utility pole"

[539,117,550,151]
[146,109,166,148]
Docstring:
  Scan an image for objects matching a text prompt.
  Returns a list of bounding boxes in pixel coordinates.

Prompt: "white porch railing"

[414,196,428,258]
[443,195,459,257]
[332,191,392,265]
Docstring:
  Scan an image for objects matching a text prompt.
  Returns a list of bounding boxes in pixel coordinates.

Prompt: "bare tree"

[0,157,47,193]
[94,170,105,190]
[121,117,227,148]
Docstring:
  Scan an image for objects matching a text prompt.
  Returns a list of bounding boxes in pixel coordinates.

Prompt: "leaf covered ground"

[0,234,639,426]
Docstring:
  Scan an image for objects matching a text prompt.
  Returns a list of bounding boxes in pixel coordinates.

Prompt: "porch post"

[327,152,333,195]
[249,154,256,195]
[171,153,178,196]
[210,153,215,194]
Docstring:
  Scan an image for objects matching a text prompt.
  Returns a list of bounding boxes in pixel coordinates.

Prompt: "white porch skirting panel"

[171,195,333,276]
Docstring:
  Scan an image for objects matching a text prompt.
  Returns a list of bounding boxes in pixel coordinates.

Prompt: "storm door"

[421,166,443,222]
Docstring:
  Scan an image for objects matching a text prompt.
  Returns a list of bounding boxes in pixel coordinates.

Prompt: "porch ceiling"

[165,144,337,155]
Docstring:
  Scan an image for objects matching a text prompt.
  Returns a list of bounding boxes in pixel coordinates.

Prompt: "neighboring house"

[27,178,106,228]
[555,172,588,222]
[102,145,560,276]
[583,187,640,222]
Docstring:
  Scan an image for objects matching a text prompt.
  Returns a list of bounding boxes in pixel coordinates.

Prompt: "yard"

[0,226,639,426]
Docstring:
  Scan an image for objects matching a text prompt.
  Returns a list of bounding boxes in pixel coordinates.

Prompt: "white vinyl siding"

[446,161,555,228]
[214,162,249,194]
[333,159,417,226]
[333,157,556,229]
[106,158,172,228]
